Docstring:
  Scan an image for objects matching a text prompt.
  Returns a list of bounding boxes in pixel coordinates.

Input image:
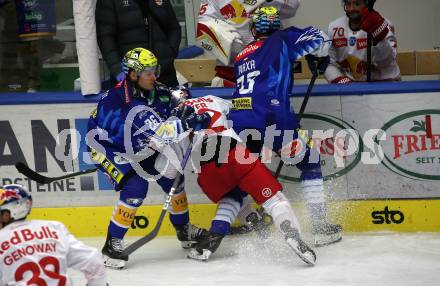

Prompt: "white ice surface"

[68,233,440,286]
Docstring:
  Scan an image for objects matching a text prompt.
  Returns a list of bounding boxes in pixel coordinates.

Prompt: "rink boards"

[1,81,440,236]
[26,199,440,237]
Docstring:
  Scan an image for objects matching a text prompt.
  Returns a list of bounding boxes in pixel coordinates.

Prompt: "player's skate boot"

[101,233,128,270]
[230,208,272,239]
[312,221,343,247]
[280,220,316,265]
[187,231,224,261]
[175,223,209,249]
[309,203,342,247]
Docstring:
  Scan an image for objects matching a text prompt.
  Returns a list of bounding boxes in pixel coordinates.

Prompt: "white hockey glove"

[196,18,244,66]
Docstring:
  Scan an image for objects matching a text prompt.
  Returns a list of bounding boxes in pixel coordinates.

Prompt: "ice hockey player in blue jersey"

[87,47,208,269]
[228,6,343,246]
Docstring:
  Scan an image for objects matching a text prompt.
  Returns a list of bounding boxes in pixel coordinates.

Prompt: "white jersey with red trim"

[184,95,241,142]
[197,0,300,67]
[324,15,401,82]
[0,220,107,286]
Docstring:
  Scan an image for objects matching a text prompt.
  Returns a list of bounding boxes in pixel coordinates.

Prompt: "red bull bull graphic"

[0,188,21,205]
[220,0,249,24]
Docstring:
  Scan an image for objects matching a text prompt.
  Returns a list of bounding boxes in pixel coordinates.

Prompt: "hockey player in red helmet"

[0,184,108,285]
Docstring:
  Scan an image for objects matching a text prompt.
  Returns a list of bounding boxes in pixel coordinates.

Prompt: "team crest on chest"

[349,36,356,46]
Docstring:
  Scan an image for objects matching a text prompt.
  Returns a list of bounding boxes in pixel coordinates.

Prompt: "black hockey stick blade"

[16,162,52,184]
[15,162,98,184]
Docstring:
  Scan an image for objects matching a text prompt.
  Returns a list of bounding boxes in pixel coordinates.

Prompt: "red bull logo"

[220,1,249,24]
[0,188,20,205]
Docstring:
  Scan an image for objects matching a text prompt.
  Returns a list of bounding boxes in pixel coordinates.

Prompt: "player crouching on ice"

[172,95,316,265]
[87,48,208,269]
[0,184,108,285]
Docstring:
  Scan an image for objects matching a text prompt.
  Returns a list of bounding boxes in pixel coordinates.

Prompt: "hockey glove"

[360,7,389,45]
[184,112,211,132]
[172,104,195,119]
[306,54,330,77]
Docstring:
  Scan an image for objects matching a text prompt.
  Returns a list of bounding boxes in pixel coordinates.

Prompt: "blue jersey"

[88,80,176,153]
[229,26,327,132]
[86,80,182,188]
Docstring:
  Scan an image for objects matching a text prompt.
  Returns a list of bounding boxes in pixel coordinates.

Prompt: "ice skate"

[230,208,272,239]
[280,220,316,266]
[102,234,128,270]
[175,223,209,249]
[187,232,224,261]
[307,202,343,247]
[312,221,343,247]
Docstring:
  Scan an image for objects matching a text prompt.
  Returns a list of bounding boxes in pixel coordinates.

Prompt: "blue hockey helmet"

[250,6,281,37]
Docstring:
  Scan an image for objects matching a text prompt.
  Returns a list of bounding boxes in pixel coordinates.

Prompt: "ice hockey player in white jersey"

[172,95,316,265]
[0,184,108,286]
[196,0,300,87]
[324,0,400,83]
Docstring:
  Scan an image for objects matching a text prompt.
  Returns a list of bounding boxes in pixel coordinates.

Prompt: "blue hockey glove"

[185,112,211,131]
[306,54,330,77]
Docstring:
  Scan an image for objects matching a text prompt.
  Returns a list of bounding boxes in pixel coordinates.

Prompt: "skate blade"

[187,249,212,261]
[181,241,197,249]
[286,238,316,266]
[314,233,342,247]
[103,255,126,270]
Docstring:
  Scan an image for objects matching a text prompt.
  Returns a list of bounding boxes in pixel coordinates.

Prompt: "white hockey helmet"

[0,184,33,222]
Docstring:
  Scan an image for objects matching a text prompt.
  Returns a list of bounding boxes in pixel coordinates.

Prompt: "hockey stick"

[15,162,98,184]
[122,124,202,256]
[274,73,318,178]
[366,0,376,82]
